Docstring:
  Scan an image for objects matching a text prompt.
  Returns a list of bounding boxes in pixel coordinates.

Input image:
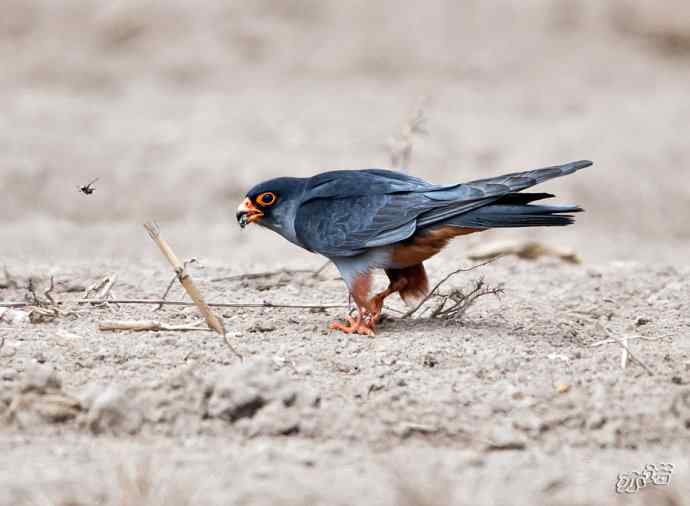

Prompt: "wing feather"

[292,161,591,256]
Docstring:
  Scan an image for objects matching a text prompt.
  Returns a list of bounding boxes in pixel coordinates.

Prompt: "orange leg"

[329,273,376,336]
[369,278,408,323]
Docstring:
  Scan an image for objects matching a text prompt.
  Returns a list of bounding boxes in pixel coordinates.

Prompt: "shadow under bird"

[237,160,592,335]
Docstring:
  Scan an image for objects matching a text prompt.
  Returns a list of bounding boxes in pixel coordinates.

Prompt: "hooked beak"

[236,197,264,228]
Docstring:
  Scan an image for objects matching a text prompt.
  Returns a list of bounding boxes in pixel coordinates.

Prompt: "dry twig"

[28,307,59,324]
[427,277,504,321]
[143,223,241,359]
[26,278,42,306]
[156,258,197,310]
[83,274,118,305]
[43,276,56,305]
[595,321,654,376]
[143,223,226,334]
[401,258,500,319]
[0,298,349,310]
[20,276,76,322]
[98,320,209,332]
[95,274,117,301]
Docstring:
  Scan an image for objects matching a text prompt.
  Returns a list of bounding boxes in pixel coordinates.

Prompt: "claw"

[329,317,376,337]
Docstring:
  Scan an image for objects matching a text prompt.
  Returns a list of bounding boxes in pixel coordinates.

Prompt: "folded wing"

[294,160,591,257]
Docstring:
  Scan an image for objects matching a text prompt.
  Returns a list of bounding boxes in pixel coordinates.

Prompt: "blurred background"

[1,0,689,266]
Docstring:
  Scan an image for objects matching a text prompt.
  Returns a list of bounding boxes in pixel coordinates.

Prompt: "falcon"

[237,160,591,336]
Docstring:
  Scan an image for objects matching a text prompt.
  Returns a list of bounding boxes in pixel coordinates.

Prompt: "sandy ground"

[1,1,690,505]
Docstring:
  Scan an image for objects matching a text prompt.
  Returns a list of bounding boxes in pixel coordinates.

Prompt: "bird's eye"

[257,192,277,206]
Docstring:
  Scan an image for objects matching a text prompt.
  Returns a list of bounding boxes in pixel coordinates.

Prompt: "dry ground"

[1,1,690,505]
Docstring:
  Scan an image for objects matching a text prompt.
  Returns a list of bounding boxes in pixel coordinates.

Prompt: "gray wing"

[293,160,591,257]
[294,193,432,257]
[293,184,506,257]
[294,169,440,256]
[302,168,437,202]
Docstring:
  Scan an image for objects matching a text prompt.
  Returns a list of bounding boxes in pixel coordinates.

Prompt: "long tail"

[417,160,592,229]
[449,193,582,228]
[460,160,590,228]
[465,159,592,191]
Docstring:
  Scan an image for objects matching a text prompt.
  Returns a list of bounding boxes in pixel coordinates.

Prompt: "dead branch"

[82,274,118,304]
[95,274,117,301]
[156,258,197,310]
[43,276,56,305]
[427,277,504,321]
[28,307,59,324]
[143,223,226,337]
[20,276,76,321]
[0,299,349,310]
[26,278,41,306]
[143,223,244,360]
[401,258,500,319]
[98,320,209,332]
[596,321,654,376]
[83,275,106,299]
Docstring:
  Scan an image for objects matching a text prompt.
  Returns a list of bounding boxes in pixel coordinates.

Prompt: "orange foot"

[329,314,376,337]
[369,293,386,323]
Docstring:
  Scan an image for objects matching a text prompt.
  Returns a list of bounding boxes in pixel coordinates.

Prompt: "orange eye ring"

[256,192,277,207]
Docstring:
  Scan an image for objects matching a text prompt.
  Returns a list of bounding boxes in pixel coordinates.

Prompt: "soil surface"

[1,1,690,505]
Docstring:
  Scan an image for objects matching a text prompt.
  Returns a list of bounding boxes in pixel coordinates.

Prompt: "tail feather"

[448,202,583,229]
[417,160,591,229]
[468,160,592,192]
[492,192,554,205]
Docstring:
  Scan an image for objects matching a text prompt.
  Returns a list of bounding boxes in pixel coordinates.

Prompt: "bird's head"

[236,177,306,241]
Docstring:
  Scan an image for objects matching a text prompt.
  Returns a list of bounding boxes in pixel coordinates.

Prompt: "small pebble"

[556,383,571,394]
[422,353,439,368]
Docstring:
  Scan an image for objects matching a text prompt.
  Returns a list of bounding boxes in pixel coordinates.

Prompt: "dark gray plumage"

[289,160,591,257]
[237,159,592,335]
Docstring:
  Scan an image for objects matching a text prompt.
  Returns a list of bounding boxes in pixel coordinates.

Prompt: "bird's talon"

[328,318,376,336]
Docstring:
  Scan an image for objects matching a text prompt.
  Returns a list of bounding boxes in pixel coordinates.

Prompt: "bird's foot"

[368,293,386,323]
[329,315,376,337]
